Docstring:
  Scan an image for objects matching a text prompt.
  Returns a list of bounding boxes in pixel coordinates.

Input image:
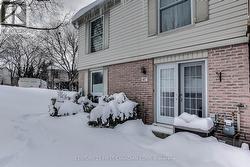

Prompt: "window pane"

[160,68,175,117]
[91,17,103,37]
[176,0,191,28]
[160,0,176,8]
[160,0,191,32]
[160,7,175,32]
[91,35,103,52]
[92,72,103,95]
[90,17,103,53]
[183,65,203,117]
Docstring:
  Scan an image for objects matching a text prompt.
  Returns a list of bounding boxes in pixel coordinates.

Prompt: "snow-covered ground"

[0,86,249,167]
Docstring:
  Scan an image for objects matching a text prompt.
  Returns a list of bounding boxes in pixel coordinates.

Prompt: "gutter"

[72,0,121,28]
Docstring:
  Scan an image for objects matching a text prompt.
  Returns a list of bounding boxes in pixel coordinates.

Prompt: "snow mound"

[78,96,93,105]
[174,112,214,131]
[58,100,82,116]
[148,132,250,167]
[111,92,128,104]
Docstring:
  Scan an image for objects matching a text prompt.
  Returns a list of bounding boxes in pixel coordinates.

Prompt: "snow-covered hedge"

[49,91,81,117]
[49,91,97,117]
[48,91,138,127]
[88,93,138,128]
[78,96,97,113]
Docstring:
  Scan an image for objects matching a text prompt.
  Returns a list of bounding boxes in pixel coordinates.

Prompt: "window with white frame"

[159,0,192,33]
[90,70,104,96]
[90,16,104,53]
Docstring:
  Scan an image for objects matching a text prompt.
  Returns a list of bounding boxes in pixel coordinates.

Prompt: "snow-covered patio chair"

[173,113,215,137]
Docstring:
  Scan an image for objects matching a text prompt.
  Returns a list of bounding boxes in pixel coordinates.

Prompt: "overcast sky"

[62,0,96,14]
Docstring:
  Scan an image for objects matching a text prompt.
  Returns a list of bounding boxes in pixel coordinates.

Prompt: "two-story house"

[47,67,70,90]
[72,0,250,141]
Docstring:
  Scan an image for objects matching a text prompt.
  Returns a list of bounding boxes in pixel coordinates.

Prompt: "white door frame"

[180,61,206,117]
[156,63,179,124]
[156,59,207,124]
[90,69,104,97]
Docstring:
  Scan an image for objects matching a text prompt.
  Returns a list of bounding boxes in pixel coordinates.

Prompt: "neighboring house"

[47,67,70,90]
[18,78,47,88]
[47,67,78,90]
[0,68,11,85]
[72,0,250,141]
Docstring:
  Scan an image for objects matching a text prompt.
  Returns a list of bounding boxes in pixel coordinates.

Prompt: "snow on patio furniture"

[173,112,215,137]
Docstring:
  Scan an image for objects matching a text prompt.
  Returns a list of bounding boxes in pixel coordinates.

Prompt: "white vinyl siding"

[77,0,248,70]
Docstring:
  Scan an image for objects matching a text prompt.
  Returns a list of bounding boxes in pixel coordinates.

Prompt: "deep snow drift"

[0,86,249,167]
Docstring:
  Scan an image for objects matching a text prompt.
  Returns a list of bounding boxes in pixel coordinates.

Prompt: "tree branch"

[1,22,63,30]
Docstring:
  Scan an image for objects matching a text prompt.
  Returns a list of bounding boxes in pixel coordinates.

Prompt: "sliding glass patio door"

[156,61,206,124]
[180,62,205,118]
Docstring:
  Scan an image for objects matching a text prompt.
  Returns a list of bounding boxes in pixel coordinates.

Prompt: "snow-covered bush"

[49,99,82,117]
[78,96,96,113]
[88,93,138,128]
[49,90,96,117]
[49,90,82,117]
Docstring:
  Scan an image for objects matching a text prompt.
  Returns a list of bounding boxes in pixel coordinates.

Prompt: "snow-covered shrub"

[49,99,82,117]
[49,90,84,117]
[78,96,96,113]
[58,100,82,116]
[57,91,70,102]
[88,93,138,128]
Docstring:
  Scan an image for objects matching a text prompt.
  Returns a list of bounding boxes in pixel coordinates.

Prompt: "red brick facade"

[208,43,250,142]
[108,59,154,124]
[104,43,250,142]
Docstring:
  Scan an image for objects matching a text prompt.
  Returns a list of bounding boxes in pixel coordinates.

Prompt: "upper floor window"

[159,0,191,33]
[90,16,104,53]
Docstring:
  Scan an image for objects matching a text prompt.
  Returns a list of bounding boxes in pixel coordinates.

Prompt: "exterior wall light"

[141,67,147,75]
[216,71,222,82]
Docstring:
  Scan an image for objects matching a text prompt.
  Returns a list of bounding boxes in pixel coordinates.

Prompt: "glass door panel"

[157,63,177,124]
[181,62,205,117]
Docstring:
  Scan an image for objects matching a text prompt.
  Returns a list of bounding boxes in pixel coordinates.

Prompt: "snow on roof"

[72,0,105,24]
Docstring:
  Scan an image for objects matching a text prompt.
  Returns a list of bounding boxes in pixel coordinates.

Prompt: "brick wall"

[108,59,154,124]
[208,43,250,143]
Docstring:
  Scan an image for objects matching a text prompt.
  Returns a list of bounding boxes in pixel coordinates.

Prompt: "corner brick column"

[108,59,154,124]
[208,43,250,143]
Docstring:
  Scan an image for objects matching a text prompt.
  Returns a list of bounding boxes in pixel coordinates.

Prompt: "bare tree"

[43,22,78,90]
[0,30,52,84]
[0,0,65,30]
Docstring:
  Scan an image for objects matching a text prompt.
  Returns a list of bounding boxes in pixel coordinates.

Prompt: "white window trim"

[90,69,104,97]
[157,0,194,34]
[89,15,105,53]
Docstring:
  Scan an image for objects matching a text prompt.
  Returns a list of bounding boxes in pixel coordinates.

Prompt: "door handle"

[179,94,183,102]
